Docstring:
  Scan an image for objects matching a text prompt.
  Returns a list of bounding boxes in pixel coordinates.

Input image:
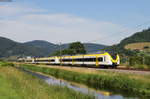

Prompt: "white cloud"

[0,4,46,16]
[0,4,135,45]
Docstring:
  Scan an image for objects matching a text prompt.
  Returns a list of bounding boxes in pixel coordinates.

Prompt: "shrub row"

[129,56,150,68]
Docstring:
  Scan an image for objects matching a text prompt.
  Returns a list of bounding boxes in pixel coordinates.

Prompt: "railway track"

[116,67,150,71]
[17,62,150,75]
[82,66,150,75]
[58,65,150,72]
[101,68,150,75]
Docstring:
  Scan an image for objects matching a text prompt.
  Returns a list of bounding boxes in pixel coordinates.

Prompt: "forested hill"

[0,37,106,58]
[24,40,58,56]
[59,43,106,53]
[105,28,150,55]
[1,28,149,58]
[24,41,106,54]
[0,37,45,57]
[119,28,150,47]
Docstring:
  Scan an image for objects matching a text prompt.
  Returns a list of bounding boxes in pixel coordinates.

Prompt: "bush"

[0,61,14,67]
[129,56,143,66]
[144,56,150,66]
[144,46,149,49]
[129,56,150,68]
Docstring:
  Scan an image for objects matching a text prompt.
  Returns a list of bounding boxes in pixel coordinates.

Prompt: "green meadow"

[0,62,94,99]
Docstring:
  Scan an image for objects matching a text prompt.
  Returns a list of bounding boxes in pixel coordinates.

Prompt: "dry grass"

[125,42,150,51]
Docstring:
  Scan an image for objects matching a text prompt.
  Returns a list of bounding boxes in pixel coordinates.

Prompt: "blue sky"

[0,0,150,45]
[18,0,150,25]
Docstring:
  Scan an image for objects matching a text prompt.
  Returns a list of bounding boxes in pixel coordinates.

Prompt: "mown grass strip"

[0,62,94,99]
[20,64,150,98]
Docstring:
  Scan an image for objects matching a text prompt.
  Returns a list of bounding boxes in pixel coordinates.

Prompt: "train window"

[109,52,117,59]
[93,58,96,61]
[40,60,48,62]
[50,59,55,62]
[83,58,96,62]
[73,58,83,62]
[74,58,83,62]
[35,59,55,62]
[26,60,32,62]
[73,57,97,62]
[62,59,72,62]
[98,57,103,62]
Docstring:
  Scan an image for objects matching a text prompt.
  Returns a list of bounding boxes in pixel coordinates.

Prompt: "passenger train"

[18,52,120,68]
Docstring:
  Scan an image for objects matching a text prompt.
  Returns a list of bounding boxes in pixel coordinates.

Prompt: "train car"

[33,57,57,64]
[60,52,119,67]
[19,52,120,68]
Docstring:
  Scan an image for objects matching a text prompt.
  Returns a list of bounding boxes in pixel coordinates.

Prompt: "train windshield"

[108,52,117,60]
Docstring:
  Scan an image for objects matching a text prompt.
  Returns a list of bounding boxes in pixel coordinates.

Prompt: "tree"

[144,46,149,49]
[50,41,86,56]
[69,42,86,55]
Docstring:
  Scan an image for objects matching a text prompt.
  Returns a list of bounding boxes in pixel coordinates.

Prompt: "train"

[18,52,120,68]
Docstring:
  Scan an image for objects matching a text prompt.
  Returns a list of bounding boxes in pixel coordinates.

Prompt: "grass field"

[20,64,150,99]
[0,62,94,99]
[125,42,150,52]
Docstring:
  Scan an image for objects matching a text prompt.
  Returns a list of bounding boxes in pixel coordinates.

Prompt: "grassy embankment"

[20,64,150,98]
[0,62,94,99]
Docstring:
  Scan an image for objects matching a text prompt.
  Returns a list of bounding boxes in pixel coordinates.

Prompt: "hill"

[119,28,150,47]
[60,43,106,53]
[24,40,58,56]
[0,37,106,58]
[1,28,149,58]
[84,43,106,52]
[0,37,46,57]
[105,28,150,56]
[25,41,106,54]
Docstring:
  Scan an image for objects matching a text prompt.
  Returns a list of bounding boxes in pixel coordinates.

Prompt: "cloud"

[0,4,46,16]
[0,3,135,45]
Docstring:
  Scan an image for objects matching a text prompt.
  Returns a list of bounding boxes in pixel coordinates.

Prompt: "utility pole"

[143,56,145,65]
[59,42,62,66]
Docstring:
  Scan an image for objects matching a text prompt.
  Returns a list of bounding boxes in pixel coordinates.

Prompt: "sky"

[0,0,150,45]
